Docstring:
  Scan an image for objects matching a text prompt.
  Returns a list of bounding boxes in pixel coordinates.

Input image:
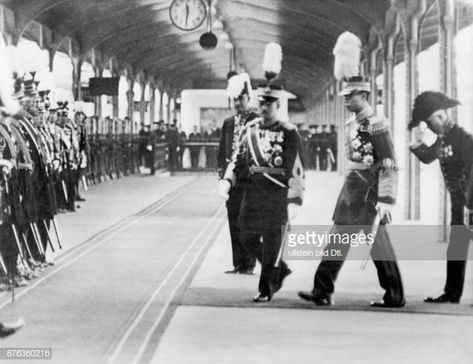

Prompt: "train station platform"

[0,171,472,364]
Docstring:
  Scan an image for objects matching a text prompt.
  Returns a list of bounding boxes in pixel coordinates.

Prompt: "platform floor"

[0,171,472,364]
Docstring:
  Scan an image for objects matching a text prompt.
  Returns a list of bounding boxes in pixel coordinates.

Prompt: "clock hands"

[185,0,189,26]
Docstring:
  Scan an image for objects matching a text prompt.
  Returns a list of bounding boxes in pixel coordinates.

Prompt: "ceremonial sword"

[360,214,382,270]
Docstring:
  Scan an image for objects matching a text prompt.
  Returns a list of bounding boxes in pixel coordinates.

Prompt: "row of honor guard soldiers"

[0,65,86,290]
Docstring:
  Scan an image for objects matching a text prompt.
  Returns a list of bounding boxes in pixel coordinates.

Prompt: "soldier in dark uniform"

[221,43,305,302]
[298,31,405,308]
[203,126,216,169]
[32,105,59,258]
[75,111,87,201]
[318,124,330,171]
[177,127,187,170]
[139,125,150,168]
[298,124,311,170]
[166,121,179,174]
[308,124,320,170]
[138,124,148,167]
[329,124,338,171]
[147,126,156,175]
[409,91,473,303]
[48,108,67,211]
[8,114,40,269]
[188,125,202,168]
[217,73,258,275]
[0,117,22,281]
[17,80,52,263]
[56,103,78,211]
[0,52,37,287]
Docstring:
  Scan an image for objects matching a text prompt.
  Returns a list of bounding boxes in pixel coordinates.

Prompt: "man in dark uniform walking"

[188,126,202,169]
[318,124,330,171]
[166,121,179,174]
[177,127,187,170]
[329,124,338,171]
[308,124,320,170]
[298,124,311,170]
[409,91,473,303]
[138,124,148,167]
[144,125,156,175]
[217,73,258,274]
[221,43,305,302]
[298,31,405,308]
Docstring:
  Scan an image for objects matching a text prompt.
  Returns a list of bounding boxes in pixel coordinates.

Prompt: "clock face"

[169,0,207,31]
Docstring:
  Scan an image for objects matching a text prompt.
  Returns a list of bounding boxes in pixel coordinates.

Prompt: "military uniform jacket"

[410,124,473,223]
[318,132,330,154]
[166,128,179,148]
[217,111,258,179]
[333,106,397,224]
[0,119,17,226]
[224,118,305,232]
[0,118,29,228]
[20,116,58,220]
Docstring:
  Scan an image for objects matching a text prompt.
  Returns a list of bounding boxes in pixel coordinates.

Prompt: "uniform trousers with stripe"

[226,183,256,270]
[444,197,471,300]
[240,229,289,295]
[312,171,405,305]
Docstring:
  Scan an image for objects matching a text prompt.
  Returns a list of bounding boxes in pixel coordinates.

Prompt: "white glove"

[414,123,426,141]
[376,202,393,224]
[52,159,61,171]
[288,203,299,223]
[0,160,13,175]
[146,145,153,152]
[79,151,87,169]
[218,179,231,200]
[411,122,428,147]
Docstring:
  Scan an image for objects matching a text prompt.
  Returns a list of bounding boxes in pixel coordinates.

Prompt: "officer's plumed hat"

[257,42,285,102]
[227,72,252,99]
[333,31,370,96]
[409,91,460,129]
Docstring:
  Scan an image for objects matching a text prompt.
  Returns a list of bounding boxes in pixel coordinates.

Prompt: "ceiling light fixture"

[199,0,218,50]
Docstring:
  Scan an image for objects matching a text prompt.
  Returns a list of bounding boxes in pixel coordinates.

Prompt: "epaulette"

[366,114,390,135]
[278,120,296,130]
[223,116,234,124]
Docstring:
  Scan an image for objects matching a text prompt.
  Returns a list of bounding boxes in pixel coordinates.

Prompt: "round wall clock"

[169,0,207,31]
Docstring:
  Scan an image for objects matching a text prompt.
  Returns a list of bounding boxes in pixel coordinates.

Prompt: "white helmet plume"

[0,36,20,115]
[333,31,362,81]
[226,73,251,99]
[263,42,282,82]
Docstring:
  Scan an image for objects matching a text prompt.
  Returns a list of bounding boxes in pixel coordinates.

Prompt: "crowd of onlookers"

[298,124,338,171]
[135,120,339,174]
[137,120,223,173]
